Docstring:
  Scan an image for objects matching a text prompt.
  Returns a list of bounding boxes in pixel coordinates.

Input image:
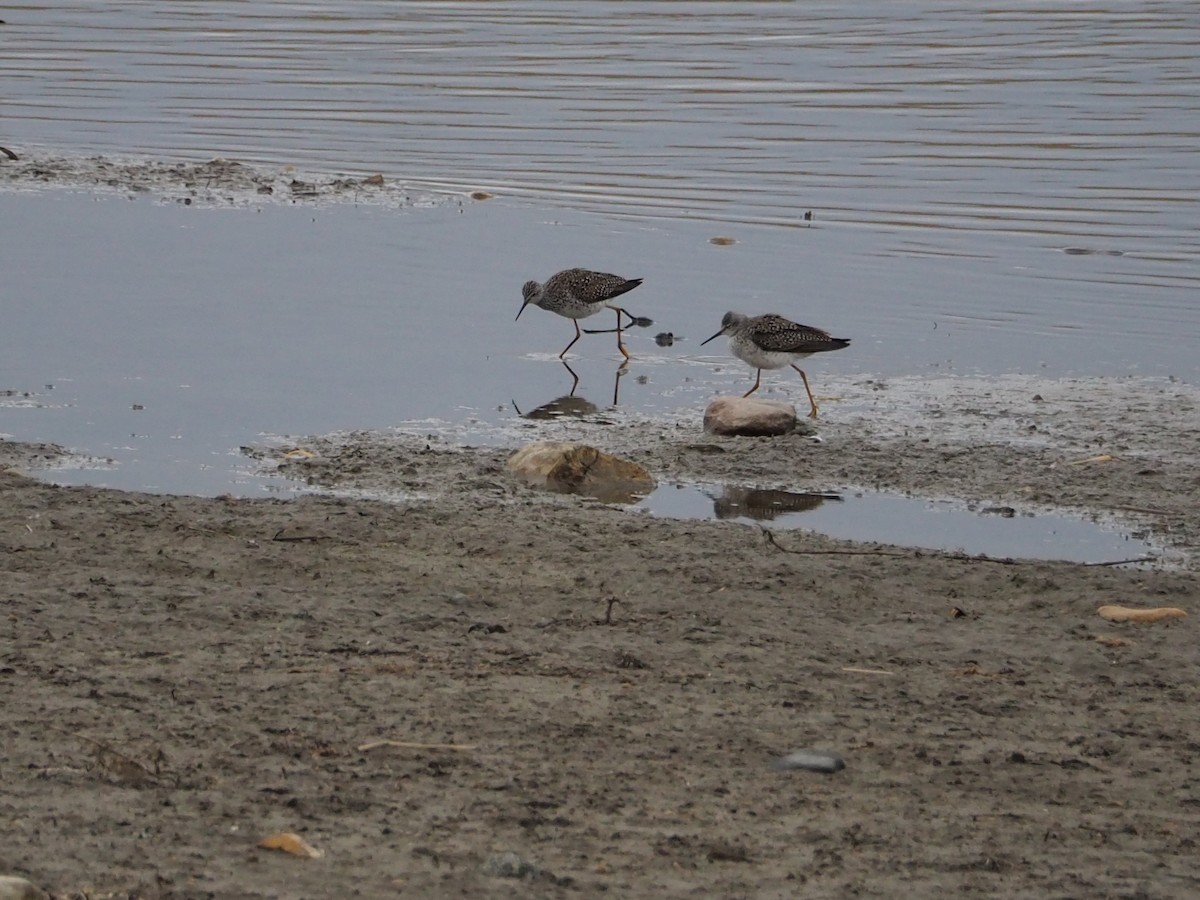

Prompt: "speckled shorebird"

[516,267,645,360]
[701,311,850,418]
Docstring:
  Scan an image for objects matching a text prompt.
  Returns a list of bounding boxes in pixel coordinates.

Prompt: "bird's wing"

[754,315,840,353]
[558,269,644,303]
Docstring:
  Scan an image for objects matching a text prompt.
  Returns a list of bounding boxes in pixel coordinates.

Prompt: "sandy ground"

[3,371,1199,899]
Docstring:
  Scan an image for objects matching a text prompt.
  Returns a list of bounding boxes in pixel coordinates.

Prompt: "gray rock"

[772,749,846,774]
[703,396,800,437]
[0,876,49,900]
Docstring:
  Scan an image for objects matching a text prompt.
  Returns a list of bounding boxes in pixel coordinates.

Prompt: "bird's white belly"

[731,340,806,370]
[556,302,609,321]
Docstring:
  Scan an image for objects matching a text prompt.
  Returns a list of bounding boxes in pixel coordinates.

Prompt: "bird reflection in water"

[517,393,599,420]
[711,487,843,522]
[513,359,630,419]
[562,357,629,404]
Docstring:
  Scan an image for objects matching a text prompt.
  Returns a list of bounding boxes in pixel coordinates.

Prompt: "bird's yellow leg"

[741,370,763,398]
[791,365,819,418]
[559,321,583,359]
[614,308,631,360]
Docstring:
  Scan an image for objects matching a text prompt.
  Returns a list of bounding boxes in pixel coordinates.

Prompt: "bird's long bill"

[700,329,724,346]
[515,300,529,321]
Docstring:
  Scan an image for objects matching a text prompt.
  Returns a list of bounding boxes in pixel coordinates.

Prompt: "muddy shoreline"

[260,373,1200,571]
[4,153,1198,897]
[0,153,453,209]
[3,367,1198,898]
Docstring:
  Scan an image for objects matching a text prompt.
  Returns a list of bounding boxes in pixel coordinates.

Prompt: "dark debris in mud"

[0,154,447,209]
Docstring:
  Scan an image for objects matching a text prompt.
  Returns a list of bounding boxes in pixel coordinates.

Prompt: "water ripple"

[1,1,1196,246]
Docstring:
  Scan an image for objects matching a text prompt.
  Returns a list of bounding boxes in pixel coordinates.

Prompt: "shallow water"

[3,1,1200,504]
[1,190,1199,498]
[5,2,1199,239]
[637,483,1162,565]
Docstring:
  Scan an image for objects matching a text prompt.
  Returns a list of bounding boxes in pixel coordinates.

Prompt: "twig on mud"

[761,528,907,558]
[178,522,226,537]
[1082,556,1158,568]
[841,666,894,676]
[271,529,325,542]
[1116,505,1170,516]
[945,549,1161,571]
[1066,454,1116,466]
[763,528,1159,569]
[357,739,476,752]
[953,665,1005,678]
[48,725,168,785]
[603,596,620,625]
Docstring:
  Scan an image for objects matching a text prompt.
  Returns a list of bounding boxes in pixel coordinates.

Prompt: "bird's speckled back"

[544,268,643,305]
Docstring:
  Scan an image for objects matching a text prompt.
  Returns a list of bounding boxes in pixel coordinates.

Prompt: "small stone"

[703,396,800,437]
[0,876,49,900]
[772,750,845,774]
[981,506,1016,517]
[507,442,654,504]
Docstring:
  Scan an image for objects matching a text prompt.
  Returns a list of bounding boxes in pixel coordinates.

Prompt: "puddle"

[637,484,1163,565]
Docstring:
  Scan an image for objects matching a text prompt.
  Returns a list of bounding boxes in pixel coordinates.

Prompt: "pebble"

[772,750,846,774]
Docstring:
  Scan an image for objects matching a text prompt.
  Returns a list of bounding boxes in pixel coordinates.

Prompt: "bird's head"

[701,311,747,345]
[516,280,542,320]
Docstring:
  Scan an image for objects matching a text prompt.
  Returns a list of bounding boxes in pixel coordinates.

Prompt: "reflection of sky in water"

[1,192,1198,497]
[637,485,1160,566]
